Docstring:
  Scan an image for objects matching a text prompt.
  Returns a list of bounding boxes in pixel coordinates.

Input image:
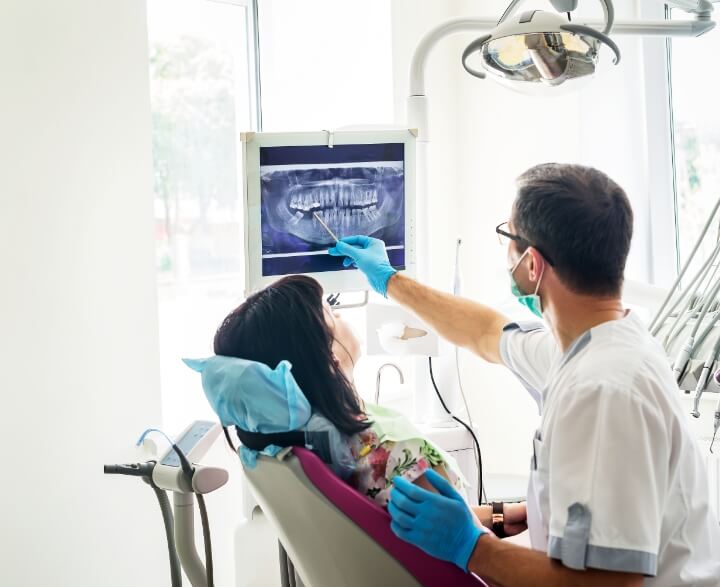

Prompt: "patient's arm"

[413,465,453,492]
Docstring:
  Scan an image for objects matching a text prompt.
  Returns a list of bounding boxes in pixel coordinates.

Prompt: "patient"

[212,274,466,508]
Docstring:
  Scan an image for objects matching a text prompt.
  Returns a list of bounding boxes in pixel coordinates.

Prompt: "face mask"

[509,249,545,318]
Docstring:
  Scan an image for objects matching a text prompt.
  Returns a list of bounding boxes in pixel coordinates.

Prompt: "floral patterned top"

[346,425,464,508]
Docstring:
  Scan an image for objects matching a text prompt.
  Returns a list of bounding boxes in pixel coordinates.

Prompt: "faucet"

[375,363,405,404]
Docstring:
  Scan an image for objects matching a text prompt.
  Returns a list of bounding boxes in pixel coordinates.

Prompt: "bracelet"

[491,501,507,538]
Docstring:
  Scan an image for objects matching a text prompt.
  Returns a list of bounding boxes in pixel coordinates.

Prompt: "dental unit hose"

[104,462,182,587]
[711,370,720,453]
[197,494,214,587]
[172,440,215,587]
[663,249,720,346]
[691,307,720,351]
[107,428,217,587]
[688,306,720,414]
[650,192,720,333]
[676,307,720,370]
[672,337,695,384]
[653,240,720,338]
[142,430,215,587]
[691,332,720,418]
[663,252,720,346]
[153,485,183,587]
[692,365,711,417]
[689,278,720,340]
[673,277,720,382]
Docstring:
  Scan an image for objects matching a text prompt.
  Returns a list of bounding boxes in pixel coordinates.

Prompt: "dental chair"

[244,446,491,587]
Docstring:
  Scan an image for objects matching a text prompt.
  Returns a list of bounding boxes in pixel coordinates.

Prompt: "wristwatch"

[492,501,507,538]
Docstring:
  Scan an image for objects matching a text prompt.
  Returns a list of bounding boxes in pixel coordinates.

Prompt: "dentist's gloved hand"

[388,470,488,572]
[327,235,397,297]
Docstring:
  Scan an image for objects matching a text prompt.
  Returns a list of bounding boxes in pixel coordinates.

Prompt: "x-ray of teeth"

[265,169,403,245]
[259,143,406,277]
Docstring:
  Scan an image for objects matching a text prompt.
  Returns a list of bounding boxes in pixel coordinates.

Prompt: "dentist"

[328,163,720,586]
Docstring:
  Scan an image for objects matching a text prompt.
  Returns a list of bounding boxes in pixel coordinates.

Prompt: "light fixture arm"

[460,35,491,80]
[499,0,614,34]
[664,0,714,16]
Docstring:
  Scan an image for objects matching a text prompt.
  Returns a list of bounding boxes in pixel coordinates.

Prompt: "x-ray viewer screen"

[260,143,405,276]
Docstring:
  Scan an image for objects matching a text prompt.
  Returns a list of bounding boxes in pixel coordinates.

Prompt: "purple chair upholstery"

[293,447,492,587]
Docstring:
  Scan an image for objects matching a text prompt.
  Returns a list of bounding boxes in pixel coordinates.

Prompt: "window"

[670,13,720,267]
[148,0,397,429]
[147,0,257,432]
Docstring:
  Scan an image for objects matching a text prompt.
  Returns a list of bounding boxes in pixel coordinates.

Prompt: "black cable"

[171,443,214,587]
[428,356,486,504]
[171,443,194,479]
[197,493,214,587]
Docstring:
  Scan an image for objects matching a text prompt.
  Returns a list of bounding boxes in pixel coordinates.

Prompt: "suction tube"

[153,486,182,587]
[651,193,720,333]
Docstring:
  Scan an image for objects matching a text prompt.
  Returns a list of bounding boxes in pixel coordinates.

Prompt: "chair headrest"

[183,355,311,467]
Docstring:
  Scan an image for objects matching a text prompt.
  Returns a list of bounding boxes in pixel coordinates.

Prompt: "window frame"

[640,1,682,287]
[208,0,262,131]
[147,0,262,430]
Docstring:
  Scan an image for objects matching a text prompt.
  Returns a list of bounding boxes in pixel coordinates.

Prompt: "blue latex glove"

[388,470,487,571]
[327,235,397,297]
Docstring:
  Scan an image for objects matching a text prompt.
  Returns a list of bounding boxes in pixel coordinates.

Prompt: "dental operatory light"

[461,0,620,93]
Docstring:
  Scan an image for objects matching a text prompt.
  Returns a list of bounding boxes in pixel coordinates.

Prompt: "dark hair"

[213,275,370,450]
[512,163,633,297]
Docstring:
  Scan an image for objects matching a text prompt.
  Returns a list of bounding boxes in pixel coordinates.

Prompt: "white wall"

[0,2,166,585]
[391,0,665,476]
[391,0,464,292]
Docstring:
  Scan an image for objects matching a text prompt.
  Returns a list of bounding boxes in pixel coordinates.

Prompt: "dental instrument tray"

[242,129,417,295]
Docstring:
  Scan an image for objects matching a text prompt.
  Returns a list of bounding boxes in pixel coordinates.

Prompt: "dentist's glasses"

[496,222,520,247]
[495,222,555,266]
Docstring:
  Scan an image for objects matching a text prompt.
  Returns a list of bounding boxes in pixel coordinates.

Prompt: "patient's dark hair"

[214,275,370,451]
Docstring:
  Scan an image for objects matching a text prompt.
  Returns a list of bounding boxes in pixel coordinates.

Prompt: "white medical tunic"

[500,312,720,585]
